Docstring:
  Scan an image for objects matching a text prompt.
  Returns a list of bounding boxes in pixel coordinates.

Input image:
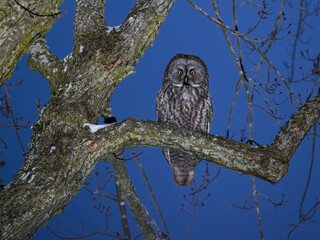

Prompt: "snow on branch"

[83,123,111,133]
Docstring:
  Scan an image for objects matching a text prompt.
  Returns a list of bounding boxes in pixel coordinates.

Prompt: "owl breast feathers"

[156,53,213,186]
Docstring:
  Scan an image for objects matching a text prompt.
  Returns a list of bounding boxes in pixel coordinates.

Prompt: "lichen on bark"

[0,0,176,239]
[0,0,64,84]
[1,0,320,239]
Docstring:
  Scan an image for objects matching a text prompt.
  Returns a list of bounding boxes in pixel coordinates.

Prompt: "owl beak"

[184,76,188,83]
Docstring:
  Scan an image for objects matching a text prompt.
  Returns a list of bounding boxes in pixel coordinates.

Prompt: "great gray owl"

[156,53,213,186]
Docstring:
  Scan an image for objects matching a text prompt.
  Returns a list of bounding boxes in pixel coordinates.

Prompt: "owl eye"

[190,70,195,75]
[178,70,183,75]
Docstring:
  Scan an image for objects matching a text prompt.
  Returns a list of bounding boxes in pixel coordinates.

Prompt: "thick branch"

[73,0,106,45]
[27,37,66,93]
[1,79,318,240]
[86,93,320,184]
[112,159,157,240]
[118,0,175,62]
[86,118,287,184]
[0,1,176,239]
[0,0,64,84]
[272,92,320,160]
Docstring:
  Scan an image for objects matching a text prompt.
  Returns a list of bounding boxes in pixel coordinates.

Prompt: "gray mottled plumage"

[156,54,213,186]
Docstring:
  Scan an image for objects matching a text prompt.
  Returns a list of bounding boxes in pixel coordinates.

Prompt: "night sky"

[1,0,320,239]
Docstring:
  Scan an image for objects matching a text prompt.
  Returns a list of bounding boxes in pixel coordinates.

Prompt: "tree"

[0,0,319,239]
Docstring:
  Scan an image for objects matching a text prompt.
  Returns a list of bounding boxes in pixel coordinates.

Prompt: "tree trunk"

[0,0,175,239]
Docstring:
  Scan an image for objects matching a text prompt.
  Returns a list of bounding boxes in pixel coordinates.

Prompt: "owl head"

[163,53,209,88]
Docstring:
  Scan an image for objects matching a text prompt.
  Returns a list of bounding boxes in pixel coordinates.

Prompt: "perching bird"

[156,53,213,186]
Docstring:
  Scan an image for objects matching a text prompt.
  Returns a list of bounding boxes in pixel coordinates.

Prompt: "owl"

[156,53,213,186]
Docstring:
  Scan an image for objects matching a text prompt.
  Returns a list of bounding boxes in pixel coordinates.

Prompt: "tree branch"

[0,0,64,84]
[27,37,66,93]
[112,159,158,240]
[271,92,320,160]
[113,155,131,240]
[84,118,286,183]
[130,148,172,240]
[0,0,176,239]
[85,93,320,184]
[1,1,318,239]
[186,0,301,107]
[73,0,106,46]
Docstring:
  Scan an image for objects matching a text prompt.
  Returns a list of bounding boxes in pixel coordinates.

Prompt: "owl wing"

[156,89,164,122]
[156,87,171,123]
[207,92,213,133]
[195,91,213,133]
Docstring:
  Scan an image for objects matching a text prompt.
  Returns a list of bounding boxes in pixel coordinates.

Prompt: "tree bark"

[82,90,319,184]
[0,0,319,239]
[0,0,64,84]
[0,0,175,239]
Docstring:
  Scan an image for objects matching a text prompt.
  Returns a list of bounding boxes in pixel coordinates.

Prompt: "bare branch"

[288,125,320,239]
[182,164,220,240]
[46,225,123,240]
[272,92,320,160]
[3,84,25,153]
[130,148,171,240]
[251,176,264,240]
[299,124,317,218]
[112,158,158,240]
[187,0,301,107]
[113,159,131,240]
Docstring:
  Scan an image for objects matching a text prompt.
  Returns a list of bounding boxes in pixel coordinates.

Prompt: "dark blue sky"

[1,0,320,239]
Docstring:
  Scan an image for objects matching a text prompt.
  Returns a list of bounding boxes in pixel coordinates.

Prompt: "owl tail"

[173,166,194,186]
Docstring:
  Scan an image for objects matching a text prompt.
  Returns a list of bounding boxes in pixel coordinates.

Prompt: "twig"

[0,136,8,149]
[46,225,123,239]
[4,84,25,153]
[182,164,220,239]
[288,0,304,82]
[287,124,319,239]
[300,124,317,218]
[189,166,221,196]
[252,0,287,94]
[230,194,254,210]
[230,192,287,210]
[185,194,198,240]
[251,176,264,240]
[130,148,171,240]
[288,200,320,240]
[257,193,288,208]
[226,78,242,138]
[230,0,253,140]
[186,0,301,107]
[83,186,117,202]
[114,149,144,161]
